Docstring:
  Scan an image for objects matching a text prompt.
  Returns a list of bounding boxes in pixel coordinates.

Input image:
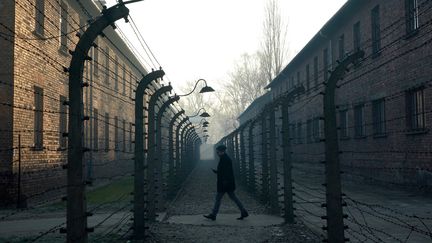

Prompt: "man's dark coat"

[216,153,236,192]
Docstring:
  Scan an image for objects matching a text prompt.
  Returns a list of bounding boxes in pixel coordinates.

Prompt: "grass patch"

[87,177,133,205]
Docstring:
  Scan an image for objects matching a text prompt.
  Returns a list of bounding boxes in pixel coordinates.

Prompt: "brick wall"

[0,0,153,206]
[268,0,432,187]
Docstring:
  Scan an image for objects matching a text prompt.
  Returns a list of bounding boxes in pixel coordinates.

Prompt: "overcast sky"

[106,0,347,91]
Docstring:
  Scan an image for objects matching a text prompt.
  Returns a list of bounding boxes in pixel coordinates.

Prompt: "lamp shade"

[200,112,210,117]
[199,86,215,93]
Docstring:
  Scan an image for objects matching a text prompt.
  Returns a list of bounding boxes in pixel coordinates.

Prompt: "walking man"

[204,145,249,220]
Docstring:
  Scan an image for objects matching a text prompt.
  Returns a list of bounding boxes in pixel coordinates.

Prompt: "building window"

[306,64,310,91]
[59,95,67,148]
[114,57,119,91]
[323,48,329,80]
[34,86,44,149]
[93,108,98,150]
[115,116,119,150]
[354,104,365,137]
[312,117,321,142]
[35,0,45,36]
[129,72,134,98]
[289,123,295,143]
[406,88,425,131]
[339,109,348,138]
[338,34,345,60]
[105,113,109,151]
[290,76,294,89]
[372,99,386,136]
[123,119,126,152]
[406,0,419,34]
[122,65,126,95]
[306,119,313,143]
[371,5,381,56]
[296,71,301,86]
[297,122,302,144]
[129,122,133,152]
[105,47,110,84]
[59,1,68,53]
[314,56,318,87]
[94,40,99,76]
[353,21,361,50]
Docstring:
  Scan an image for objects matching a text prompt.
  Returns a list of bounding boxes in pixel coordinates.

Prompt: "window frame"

[34,0,45,37]
[354,104,366,138]
[406,87,426,132]
[372,98,386,136]
[371,5,381,56]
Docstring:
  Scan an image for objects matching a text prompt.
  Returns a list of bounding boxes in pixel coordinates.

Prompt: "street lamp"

[178,78,215,97]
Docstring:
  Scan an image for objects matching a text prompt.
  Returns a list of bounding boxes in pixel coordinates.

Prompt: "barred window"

[314,56,318,87]
[129,72,134,98]
[105,113,109,151]
[339,109,348,138]
[372,99,386,136]
[406,88,425,130]
[306,119,313,143]
[35,0,45,36]
[59,1,68,52]
[34,86,44,149]
[353,21,361,50]
[129,122,133,152]
[406,0,419,34]
[312,117,321,142]
[354,104,365,137]
[115,116,119,150]
[297,71,301,86]
[114,57,119,91]
[323,48,329,80]
[123,119,126,152]
[338,34,345,60]
[93,108,99,150]
[105,47,110,83]
[297,122,302,144]
[306,64,310,91]
[122,65,126,95]
[371,5,381,55]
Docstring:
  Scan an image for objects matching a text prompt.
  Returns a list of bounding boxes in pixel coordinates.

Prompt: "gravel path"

[148,159,320,243]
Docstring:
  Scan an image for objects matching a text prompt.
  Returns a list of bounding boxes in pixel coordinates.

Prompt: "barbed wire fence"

[217,2,432,242]
[0,1,202,242]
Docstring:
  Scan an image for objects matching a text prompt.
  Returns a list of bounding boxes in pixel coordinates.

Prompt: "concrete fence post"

[66,4,129,242]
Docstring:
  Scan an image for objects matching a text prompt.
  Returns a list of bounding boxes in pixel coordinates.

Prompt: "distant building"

[0,0,149,205]
[238,92,271,125]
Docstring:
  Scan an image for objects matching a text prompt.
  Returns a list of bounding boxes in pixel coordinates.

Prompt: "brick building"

[240,0,432,187]
[0,0,151,206]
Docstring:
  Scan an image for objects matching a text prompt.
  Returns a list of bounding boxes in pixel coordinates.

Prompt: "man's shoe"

[237,211,249,220]
[203,214,216,221]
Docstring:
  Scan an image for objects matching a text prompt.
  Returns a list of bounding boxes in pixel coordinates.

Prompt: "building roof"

[237,92,271,121]
[265,0,363,89]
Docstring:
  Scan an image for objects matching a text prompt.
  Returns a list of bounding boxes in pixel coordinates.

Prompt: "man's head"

[215,145,227,157]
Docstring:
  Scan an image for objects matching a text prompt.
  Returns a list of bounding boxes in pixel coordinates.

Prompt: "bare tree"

[223,52,267,117]
[261,0,289,84]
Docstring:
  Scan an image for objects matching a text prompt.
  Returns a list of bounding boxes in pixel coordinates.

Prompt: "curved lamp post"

[177,78,215,97]
[187,107,210,118]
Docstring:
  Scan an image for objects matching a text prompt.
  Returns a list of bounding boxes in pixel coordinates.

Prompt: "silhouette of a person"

[204,145,249,220]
